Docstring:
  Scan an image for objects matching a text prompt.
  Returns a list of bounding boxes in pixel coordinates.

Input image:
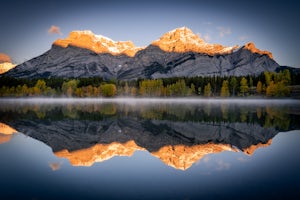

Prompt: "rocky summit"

[3,27,280,80]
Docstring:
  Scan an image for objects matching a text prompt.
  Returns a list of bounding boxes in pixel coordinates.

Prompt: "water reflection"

[0,122,18,144]
[0,98,299,170]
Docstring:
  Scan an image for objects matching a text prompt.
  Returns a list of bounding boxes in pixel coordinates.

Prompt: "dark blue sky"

[0,0,299,67]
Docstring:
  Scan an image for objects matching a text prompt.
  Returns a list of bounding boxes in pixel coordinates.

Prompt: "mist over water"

[1,97,299,105]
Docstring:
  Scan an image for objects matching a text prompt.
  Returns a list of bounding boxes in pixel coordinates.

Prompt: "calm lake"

[0,98,300,200]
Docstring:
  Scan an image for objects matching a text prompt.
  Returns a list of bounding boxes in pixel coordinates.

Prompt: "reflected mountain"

[0,122,17,144]
[0,99,299,170]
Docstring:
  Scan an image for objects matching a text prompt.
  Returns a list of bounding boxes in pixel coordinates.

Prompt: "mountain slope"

[2,27,280,79]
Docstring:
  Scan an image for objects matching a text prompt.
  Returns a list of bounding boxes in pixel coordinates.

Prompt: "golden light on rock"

[0,122,17,135]
[243,139,273,155]
[152,27,239,55]
[244,42,273,59]
[0,122,276,170]
[0,123,18,144]
[54,140,145,166]
[54,30,143,57]
[0,62,16,74]
[54,139,275,170]
[53,140,273,171]
[151,143,238,170]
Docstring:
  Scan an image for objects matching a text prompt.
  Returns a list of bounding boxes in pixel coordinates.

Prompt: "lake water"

[0,98,300,200]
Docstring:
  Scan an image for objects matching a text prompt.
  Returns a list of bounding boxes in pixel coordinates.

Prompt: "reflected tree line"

[0,103,298,131]
[0,69,298,97]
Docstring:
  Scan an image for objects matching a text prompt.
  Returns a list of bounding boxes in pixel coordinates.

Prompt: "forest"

[0,69,299,97]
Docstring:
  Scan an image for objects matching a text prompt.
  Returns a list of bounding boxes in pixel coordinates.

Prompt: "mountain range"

[2,27,281,79]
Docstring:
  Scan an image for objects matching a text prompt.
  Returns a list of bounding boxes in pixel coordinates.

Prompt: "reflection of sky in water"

[0,130,300,199]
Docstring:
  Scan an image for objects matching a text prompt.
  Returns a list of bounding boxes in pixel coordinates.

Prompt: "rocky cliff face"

[117,44,279,79]
[2,27,280,79]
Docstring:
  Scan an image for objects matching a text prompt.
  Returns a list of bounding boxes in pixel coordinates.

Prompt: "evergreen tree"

[190,83,196,95]
[249,77,254,88]
[229,77,238,96]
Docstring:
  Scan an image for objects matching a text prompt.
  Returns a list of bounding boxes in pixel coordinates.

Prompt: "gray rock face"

[6,117,278,153]
[3,44,280,79]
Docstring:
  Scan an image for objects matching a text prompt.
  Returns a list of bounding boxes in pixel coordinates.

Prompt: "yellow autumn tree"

[220,80,230,97]
[256,81,263,95]
[239,77,249,96]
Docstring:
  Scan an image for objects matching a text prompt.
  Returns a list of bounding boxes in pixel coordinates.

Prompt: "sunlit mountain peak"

[243,42,273,59]
[54,30,143,57]
[0,53,16,74]
[55,140,145,166]
[0,62,16,74]
[151,143,238,170]
[152,26,239,55]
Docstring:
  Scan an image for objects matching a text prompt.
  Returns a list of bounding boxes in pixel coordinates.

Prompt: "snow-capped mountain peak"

[0,62,16,74]
[152,27,239,55]
[54,30,143,57]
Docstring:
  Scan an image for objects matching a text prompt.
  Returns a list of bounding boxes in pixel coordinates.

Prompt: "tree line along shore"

[0,69,299,98]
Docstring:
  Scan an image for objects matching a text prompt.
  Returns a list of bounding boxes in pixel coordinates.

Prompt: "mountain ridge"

[152,27,239,55]
[54,30,143,57]
[2,27,281,79]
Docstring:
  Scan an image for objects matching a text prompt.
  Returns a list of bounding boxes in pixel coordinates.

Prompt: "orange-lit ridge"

[152,27,239,55]
[243,42,273,59]
[55,141,145,166]
[243,139,273,155]
[54,140,273,170]
[151,143,238,170]
[54,30,143,57]
[0,53,16,74]
[54,27,273,58]
[0,62,16,74]
[0,122,18,144]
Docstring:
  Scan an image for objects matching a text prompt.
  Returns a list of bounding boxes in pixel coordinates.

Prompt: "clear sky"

[0,0,299,67]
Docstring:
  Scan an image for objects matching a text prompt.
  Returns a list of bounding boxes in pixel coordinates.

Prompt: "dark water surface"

[0,98,300,200]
